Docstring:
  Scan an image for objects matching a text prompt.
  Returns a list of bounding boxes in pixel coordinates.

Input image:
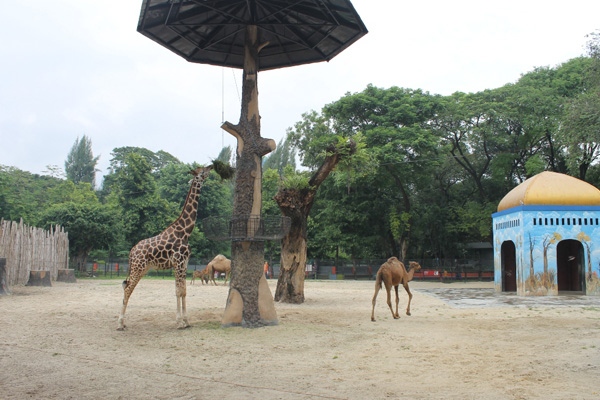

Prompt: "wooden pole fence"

[0,218,69,286]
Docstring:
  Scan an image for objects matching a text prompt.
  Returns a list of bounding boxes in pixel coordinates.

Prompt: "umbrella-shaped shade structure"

[137,0,368,71]
[137,0,366,328]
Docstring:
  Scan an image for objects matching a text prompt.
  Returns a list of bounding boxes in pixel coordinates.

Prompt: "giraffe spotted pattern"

[117,166,212,330]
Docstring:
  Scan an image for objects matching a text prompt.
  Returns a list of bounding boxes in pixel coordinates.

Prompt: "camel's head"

[408,261,421,271]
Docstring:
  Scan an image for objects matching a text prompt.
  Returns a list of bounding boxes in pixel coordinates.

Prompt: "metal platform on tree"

[203,215,291,242]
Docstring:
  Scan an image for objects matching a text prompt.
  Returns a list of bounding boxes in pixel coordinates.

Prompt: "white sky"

[1,0,599,185]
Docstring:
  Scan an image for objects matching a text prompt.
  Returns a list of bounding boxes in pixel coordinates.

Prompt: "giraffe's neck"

[171,178,203,237]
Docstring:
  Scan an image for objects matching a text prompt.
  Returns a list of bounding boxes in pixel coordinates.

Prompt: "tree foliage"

[39,201,119,271]
[263,136,296,173]
[65,135,100,187]
[2,50,599,269]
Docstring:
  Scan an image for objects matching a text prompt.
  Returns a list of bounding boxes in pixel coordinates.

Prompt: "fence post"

[0,258,9,295]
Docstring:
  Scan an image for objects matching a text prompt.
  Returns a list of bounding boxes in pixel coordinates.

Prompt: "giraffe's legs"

[175,261,190,329]
[117,271,143,330]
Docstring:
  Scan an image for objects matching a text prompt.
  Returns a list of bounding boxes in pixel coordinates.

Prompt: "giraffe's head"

[189,165,213,185]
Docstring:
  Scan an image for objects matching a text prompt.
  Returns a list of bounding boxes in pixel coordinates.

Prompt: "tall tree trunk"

[274,195,308,303]
[220,25,277,327]
[274,141,356,303]
[72,248,92,273]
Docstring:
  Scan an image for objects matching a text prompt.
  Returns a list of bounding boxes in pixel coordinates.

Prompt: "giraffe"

[117,165,212,330]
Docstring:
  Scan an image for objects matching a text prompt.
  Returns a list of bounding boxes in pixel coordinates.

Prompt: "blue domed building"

[492,171,600,296]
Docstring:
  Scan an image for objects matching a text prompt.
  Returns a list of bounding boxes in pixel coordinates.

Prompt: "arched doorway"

[556,240,585,293]
[501,241,517,292]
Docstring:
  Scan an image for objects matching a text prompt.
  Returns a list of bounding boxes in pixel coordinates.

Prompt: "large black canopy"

[137,0,368,71]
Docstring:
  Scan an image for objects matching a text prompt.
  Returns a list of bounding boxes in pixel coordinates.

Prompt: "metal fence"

[79,257,494,281]
[76,258,213,279]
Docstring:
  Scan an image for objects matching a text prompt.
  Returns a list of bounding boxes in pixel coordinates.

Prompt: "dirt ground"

[1,278,599,400]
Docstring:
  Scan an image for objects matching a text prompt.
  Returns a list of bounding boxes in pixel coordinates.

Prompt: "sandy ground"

[1,278,599,400]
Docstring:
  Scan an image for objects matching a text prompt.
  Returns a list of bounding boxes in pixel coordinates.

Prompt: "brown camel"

[206,254,231,286]
[190,268,209,285]
[371,257,421,322]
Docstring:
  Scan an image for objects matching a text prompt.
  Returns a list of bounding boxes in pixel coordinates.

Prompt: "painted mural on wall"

[522,231,559,295]
[493,206,600,296]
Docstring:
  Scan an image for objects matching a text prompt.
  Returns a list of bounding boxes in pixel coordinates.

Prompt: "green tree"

[263,136,296,173]
[561,91,600,180]
[560,34,600,181]
[0,165,27,221]
[100,147,180,200]
[215,146,233,165]
[113,153,175,248]
[107,146,180,175]
[65,135,99,187]
[39,201,119,272]
[274,138,357,303]
[273,103,365,303]
[325,85,442,262]
[0,165,64,224]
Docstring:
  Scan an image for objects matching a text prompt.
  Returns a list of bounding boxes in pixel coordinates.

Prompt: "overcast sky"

[1,0,599,185]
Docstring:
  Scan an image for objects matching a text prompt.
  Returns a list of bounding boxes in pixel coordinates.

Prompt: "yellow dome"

[497,171,600,212]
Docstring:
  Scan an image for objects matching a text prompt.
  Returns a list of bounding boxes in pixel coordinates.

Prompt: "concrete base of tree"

[26,270,52,287]
[57,269,76,283]
[222,275,278,327]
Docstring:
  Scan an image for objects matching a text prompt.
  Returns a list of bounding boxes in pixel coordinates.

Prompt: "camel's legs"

[394,285,400,318]
[175,261,190,329]
[371,282,382,321]
[384,281,399,319]
[209,267,217,286]
[404,283,413,316]
[117,267,144,330]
